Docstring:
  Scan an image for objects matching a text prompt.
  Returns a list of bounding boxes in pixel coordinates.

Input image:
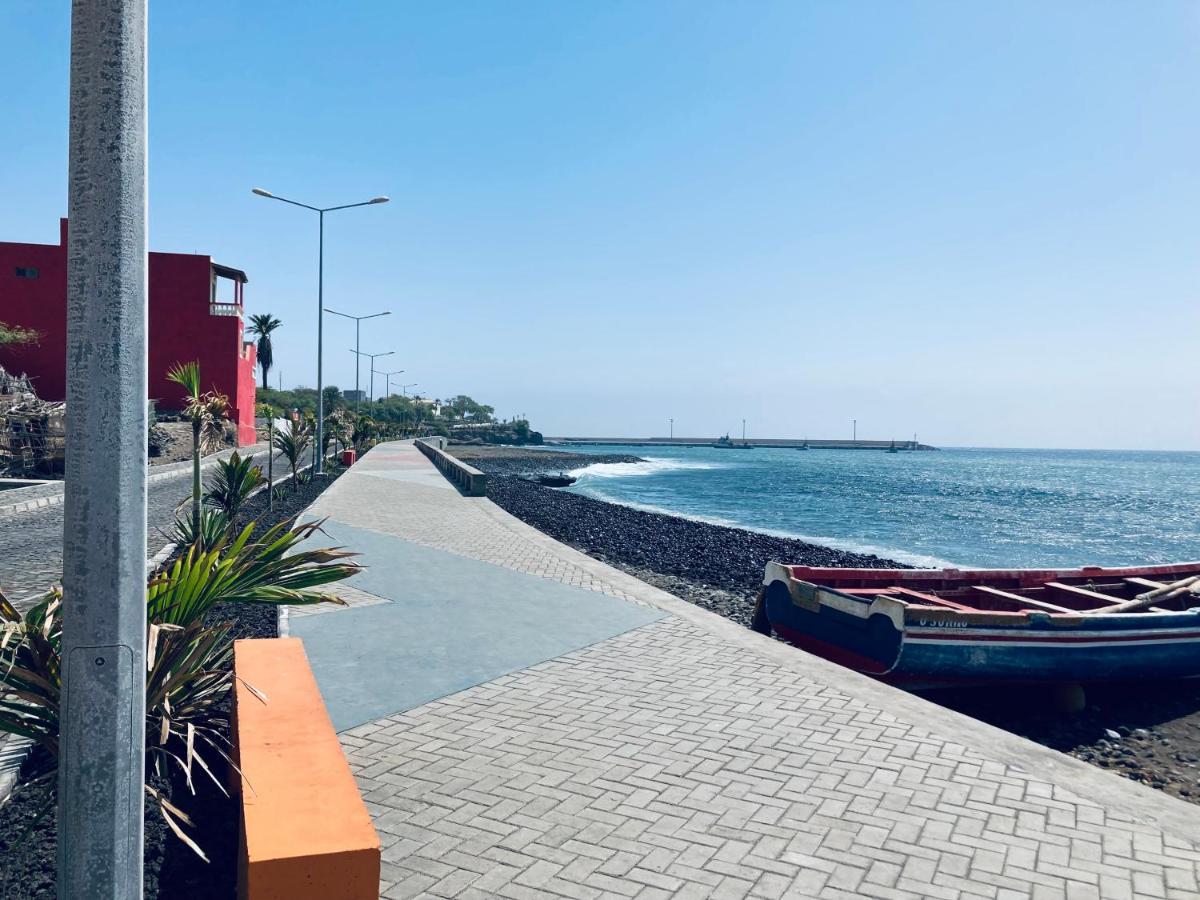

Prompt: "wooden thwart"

[969,585,1074,615]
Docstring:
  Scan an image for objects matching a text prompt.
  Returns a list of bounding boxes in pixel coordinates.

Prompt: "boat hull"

[761,564,1200,686]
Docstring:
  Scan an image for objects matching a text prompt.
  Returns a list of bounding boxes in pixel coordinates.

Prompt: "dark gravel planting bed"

[0,465,346,899]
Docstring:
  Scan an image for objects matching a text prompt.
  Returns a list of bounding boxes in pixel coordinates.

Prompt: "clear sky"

[2,1,1198,449]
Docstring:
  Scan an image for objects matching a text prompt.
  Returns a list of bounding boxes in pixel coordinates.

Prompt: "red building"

[0,219,257,445]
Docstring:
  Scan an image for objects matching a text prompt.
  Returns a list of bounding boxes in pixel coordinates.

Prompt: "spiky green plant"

[147,518,357,627]
[204,451,263,523]
[0,517,359,857]
[170,507,231,552]
[272,419,310,489]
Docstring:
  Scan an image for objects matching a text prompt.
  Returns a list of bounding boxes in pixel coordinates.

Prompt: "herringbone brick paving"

[302,443,1200,898]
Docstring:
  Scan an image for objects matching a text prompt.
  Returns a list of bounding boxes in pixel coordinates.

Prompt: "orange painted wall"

[232,638,380,900]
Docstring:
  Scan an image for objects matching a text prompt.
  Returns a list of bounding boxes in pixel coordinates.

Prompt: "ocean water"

[553,445,1200,569]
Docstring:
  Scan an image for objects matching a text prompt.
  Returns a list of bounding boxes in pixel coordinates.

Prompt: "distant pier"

[546,437,939,450]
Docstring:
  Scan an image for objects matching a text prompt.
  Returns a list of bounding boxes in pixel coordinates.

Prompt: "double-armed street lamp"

[349,348,394,406]
[325,307,390,412]
[251,187,389,474]
[400,382,418,397]
[380,369,406,400]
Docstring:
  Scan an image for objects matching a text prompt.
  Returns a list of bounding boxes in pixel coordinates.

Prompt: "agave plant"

[0,589,61,767]
[204,451,263,523]
[169,506,231,552]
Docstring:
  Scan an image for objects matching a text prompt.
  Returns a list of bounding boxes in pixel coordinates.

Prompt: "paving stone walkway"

[293,441,1200,900]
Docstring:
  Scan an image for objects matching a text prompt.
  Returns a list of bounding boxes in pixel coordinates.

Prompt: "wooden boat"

[754,562,1200,687]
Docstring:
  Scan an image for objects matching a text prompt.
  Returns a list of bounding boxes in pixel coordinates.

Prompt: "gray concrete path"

[291,441,1200,900]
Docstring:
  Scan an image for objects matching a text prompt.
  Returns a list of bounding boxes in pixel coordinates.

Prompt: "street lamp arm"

[322,197,390,213]
[251,189,321,212]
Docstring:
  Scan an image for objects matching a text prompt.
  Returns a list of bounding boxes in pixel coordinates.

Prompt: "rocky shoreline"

[452,444,1200,807]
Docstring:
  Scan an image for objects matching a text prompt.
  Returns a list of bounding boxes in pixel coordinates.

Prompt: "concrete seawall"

[548,437,939,450]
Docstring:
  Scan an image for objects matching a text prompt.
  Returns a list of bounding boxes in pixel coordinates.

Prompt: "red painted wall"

[0,219,257,446]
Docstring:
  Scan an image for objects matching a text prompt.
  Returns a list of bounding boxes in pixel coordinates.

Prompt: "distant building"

[0,219,258,445]
[342,389,366,403]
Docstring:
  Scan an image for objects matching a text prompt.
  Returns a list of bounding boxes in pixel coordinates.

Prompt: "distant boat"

[754,562,1200,687]
[886,440,899,453]
[796,440,810,451]
[712,434,753,450]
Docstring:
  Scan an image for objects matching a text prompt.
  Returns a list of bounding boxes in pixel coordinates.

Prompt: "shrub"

[0,518,359,857]
[204,451,263,522]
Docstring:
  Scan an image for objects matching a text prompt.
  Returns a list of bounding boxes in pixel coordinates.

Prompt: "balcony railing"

[209,301,242,318]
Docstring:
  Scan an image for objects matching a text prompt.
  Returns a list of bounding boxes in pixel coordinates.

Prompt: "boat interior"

[788,564,1200,616]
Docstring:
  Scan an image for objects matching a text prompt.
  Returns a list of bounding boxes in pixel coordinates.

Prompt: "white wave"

[783,534,960,569]
[567,457,723,480]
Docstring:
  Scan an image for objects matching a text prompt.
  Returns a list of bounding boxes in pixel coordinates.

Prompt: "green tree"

[247,313,282,389]
[0,322,38,346]
[167,361,229,534]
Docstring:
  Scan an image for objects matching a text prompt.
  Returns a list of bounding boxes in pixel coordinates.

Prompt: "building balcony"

[209,301,243,318]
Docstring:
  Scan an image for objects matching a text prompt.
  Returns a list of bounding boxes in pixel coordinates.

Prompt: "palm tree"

[272,419,310,490]
[247,313,282,389]
[167,361,229,534]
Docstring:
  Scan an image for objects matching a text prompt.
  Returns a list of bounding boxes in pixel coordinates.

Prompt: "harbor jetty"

[549,436,938,450]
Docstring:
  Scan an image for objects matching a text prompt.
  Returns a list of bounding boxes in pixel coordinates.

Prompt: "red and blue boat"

[755,562,1200,687]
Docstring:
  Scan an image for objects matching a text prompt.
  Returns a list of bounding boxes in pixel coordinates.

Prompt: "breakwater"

[548,437,938,450]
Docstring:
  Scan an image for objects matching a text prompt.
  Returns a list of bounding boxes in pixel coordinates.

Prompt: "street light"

[400,382,418,397]
[61,1,148,891]
[379,369,406,400]
[252,187,389,474]
[349,349,394,404]
[325,307,390,412]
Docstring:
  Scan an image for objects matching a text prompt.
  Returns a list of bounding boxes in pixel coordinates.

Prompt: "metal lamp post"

[251,187,388,474]
[380,369,406,400]
[349,349,394,405]
[325,307,389,413]
[61,0,148,894]
[400,382,417,397]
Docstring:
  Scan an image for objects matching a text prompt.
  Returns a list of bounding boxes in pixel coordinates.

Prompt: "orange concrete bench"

[232,638,380,900]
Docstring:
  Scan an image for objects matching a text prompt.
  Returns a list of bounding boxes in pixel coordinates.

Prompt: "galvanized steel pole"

[60,0,148,896]
[316,210,326,475]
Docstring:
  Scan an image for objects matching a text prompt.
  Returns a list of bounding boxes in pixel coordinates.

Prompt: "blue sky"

[2,1,1198,449]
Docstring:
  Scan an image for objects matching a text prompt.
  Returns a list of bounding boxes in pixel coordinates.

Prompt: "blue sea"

[551,445,1200,569]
